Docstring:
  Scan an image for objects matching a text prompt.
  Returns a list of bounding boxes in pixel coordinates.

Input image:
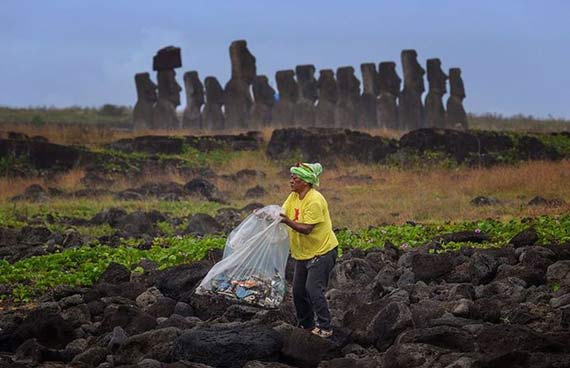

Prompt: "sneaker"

[311,327,333,338]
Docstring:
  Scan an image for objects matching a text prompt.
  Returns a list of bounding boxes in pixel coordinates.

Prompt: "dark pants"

[292,247,338,330]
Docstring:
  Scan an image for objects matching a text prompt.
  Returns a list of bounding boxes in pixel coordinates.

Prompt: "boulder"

[475,324,569,364]
[100,304,157,335]
[509,227,539,248]
[470,196,500,206]
[184,178,225,202]
[367,302,414,351]
[273,323,345,367]
[547,261,570,290]
[97,262,131,284]
[155,261,213,300]
[185,214,223,236]
[173,322,282,368]
[267,128,398,165]
[3,304,75,351]
[329,258,378,289]
[244,185,267,198]
[395,325,475,353]
[410,253,453,282]
[467,252,499,285]
[114,327,182,365]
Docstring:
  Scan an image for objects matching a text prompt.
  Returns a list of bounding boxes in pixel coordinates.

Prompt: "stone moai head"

[295,64,318,102]
[205,77,224,105]
[378,62,401,96]
[318,69,338,103]
[183,71,204,106]
[135,73,157,103]
[252,75,276,107]
[153,46,182,71]
[427,59,448,95]
[157,70,182,107]
[275,70,298,102]
[336,66,360,99]
[229,40,257,84]
[361,63,379,96]
[153,46,182,107]
[401,49,425,93]
[449,68,466,99]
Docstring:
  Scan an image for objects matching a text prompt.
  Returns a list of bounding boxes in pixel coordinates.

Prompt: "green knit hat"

[290,162,323,186]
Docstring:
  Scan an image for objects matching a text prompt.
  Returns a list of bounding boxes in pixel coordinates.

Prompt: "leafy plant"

[1,209,570,304]
[0,235,226,302]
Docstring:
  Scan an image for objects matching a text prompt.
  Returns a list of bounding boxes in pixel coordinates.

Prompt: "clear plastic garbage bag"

[195,205,290,308]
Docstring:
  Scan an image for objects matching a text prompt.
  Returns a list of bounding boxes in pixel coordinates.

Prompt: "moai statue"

[399,49,425,130]
[251,75,275,129]
[294,64,318,126]
[446,68,468,129]
[424,58,448,128]
[315,69,338,128]
[203,76,225,131]
[272,70,298,127]
[133,73,157,130]
[224,40,256,130]
[377,62,401,130]
[335,66,360,128]
[182,71,205,130]
[152,46,182,130]
[360,63,379,128]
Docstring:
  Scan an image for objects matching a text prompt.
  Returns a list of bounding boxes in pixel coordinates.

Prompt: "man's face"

[290,175,308,193]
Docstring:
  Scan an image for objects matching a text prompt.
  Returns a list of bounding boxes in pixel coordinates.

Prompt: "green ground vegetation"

[0,199,224,229]
[1,214,569,303]
[1,106,568,132]
[0,105,131,125]
[468,113,570,133]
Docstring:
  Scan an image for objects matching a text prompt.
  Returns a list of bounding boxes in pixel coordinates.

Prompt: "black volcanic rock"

[267,128,397,164]
[173,323,282,368]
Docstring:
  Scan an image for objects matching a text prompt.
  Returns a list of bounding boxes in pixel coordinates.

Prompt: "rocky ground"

[2,128,570,181]
[1,128,570,367]
[0,227,570,367]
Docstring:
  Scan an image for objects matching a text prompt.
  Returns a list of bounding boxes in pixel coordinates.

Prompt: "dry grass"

[0,122,401,147]
[3,157,570,229]
[363,127,405,140]
[226,159,570,228]
[1,119,569,229]
[0,123,265,146]
[468,113,570,133]
[1,159,569,229]
[0,169,86,200]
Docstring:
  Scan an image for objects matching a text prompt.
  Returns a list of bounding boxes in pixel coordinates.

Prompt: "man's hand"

[279,213,290,224]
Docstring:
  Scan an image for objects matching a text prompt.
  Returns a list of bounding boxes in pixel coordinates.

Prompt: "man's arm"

[280,213,315,235]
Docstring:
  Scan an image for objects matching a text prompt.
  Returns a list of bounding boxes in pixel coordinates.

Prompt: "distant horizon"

[1,104,568,123]
[1,1,569,119]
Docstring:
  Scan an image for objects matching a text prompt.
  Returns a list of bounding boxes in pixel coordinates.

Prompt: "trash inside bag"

[196,205,289,308]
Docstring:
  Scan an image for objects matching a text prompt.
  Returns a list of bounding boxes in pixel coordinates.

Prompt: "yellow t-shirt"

[282,188,338,260]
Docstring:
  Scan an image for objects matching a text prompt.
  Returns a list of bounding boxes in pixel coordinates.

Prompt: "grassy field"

[1,111,570,303]
[1,107,569,230]
[1,151,569,230]
[468,113,570,133]
[1,105,569,145]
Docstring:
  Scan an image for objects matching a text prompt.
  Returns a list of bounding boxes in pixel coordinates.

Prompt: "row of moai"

[133,41,467,131]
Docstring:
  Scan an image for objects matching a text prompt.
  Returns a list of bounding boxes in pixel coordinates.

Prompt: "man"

[280,162,338,338]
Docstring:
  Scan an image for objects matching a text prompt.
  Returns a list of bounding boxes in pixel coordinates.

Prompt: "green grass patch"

[536,133,570,156]
[336,214,570,250]
[0,105,131,125]
[0,235,226,303]
[0,199,225,230]
[1,214,569,303]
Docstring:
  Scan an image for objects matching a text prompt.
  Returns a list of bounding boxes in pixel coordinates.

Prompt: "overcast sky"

[1,0,569,118]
